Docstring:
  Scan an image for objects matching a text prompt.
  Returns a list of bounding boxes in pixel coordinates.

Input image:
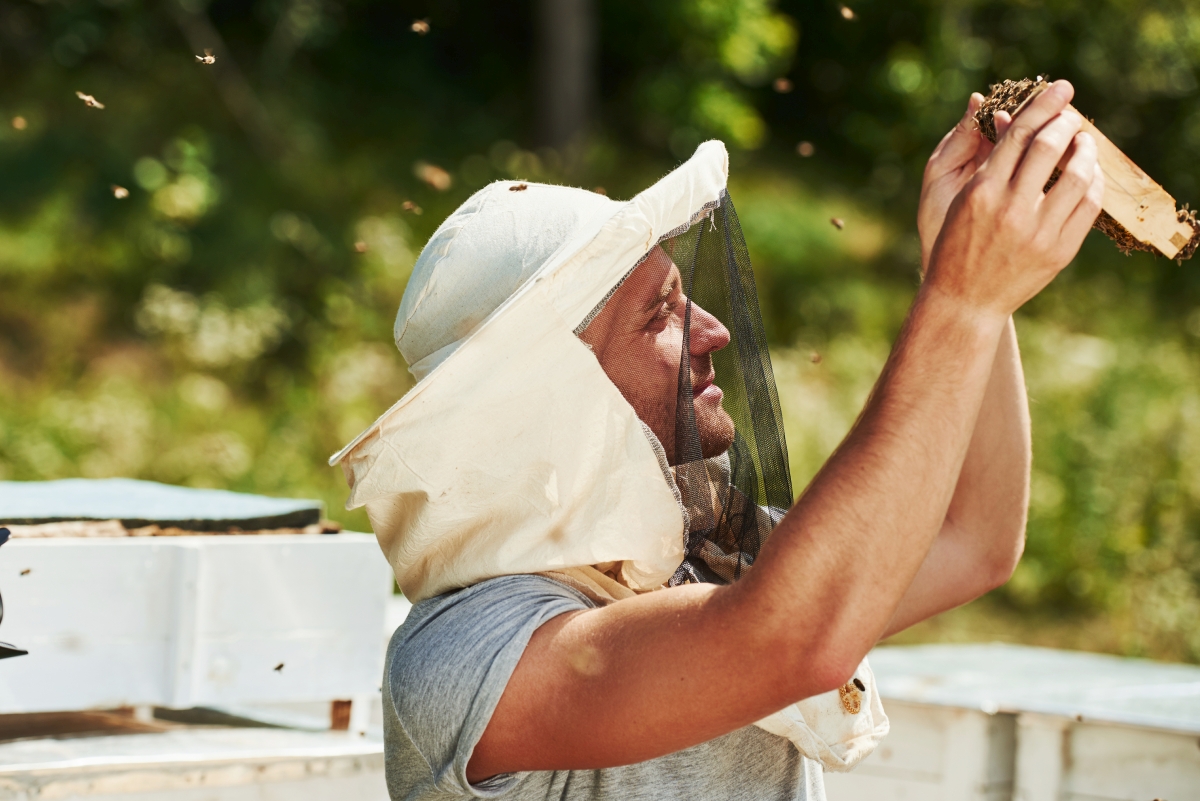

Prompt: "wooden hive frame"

[976,78,1200,262]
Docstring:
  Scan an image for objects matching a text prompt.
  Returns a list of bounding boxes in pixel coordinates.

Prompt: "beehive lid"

[0,478,322,531]
[871,642,1200,734]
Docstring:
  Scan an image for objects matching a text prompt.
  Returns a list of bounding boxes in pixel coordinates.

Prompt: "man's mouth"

[692,373,717,398]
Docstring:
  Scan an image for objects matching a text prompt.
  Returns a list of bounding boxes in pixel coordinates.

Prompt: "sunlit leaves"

[626,0,796,150]
[133,158,169,191]
[135,284,289,369]
[716,2,799,85]
[887,57,931,96]
[692,81,766,149]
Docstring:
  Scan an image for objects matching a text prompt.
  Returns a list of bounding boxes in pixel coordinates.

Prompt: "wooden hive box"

[826,643,1200,801]
[0,479,392,718]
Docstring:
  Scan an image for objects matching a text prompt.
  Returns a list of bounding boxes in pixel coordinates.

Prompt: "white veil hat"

[395,180,619,382]
[331,142,728,604]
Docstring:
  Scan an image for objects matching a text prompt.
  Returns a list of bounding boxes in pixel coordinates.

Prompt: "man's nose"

[689,301,731,356]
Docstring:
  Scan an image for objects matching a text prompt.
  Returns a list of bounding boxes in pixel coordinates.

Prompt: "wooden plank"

[1074,110,1194,259]
[1014,712,1069,801]
[823,702,1014,801]
[0,710,170,742]
[0,728,388,801]
[1064,722,1200,801]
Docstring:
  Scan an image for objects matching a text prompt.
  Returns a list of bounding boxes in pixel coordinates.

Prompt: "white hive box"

[0,479,393,714]
[826,643,1200,801]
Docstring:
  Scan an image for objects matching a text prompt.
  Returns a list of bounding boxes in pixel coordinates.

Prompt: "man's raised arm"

[885,95,1034,636]
[468,80,1102,781]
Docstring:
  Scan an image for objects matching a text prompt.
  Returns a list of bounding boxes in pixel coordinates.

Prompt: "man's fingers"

[967,92,983,117]
[1059,162,1105,246]
[994,110,1012,141]
[972,135,995,169]
[969,109,1007,167]
[986,80,1074,178]
[927,93,987,178]
[1012,109,1085,199]
[1041,132,1096,229]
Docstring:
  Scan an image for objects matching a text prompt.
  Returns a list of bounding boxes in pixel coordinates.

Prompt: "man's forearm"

[881,317,1031,636]
[948,317,1030,568]
[741,286,1007,687]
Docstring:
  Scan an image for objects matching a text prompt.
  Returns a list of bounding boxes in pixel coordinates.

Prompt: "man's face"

[580,246,735,464]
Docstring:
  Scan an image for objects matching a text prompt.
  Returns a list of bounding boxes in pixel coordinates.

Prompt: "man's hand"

[924,80,1104,320]
[918,93,995,272]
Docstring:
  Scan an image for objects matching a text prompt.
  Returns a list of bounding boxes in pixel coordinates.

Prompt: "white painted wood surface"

[1013,712,1067,801]
[1060,719,1200,800]
[828,644,1200,801]
[0,534,392,713]
[0,729,387,801]
[823,701,1014,801]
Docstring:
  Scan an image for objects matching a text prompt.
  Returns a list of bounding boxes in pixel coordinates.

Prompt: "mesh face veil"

[577,193,793,588]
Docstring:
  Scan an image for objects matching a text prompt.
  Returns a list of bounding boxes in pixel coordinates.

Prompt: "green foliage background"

[3,0,1200,661]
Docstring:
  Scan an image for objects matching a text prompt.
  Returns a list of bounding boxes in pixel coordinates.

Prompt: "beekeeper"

[332,80,1101,799]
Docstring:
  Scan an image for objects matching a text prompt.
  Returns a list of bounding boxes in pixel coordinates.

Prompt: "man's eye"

[656,299,680,321]
[644,304,670,330]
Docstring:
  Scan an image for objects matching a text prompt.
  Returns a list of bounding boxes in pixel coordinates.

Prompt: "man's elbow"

[775,631,870,700]
[810,652,863,697]
[981,525,1026,592]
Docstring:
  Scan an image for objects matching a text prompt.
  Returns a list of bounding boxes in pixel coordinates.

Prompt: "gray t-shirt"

[382,574,825,800]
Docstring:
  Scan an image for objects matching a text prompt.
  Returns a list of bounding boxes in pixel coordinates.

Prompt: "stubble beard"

[695,400,736,461]
[637,391,736,465]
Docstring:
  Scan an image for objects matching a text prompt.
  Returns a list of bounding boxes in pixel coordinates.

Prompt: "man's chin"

[698,408,736,460]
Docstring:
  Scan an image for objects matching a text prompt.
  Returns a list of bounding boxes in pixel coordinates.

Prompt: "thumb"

[928,93,986,176]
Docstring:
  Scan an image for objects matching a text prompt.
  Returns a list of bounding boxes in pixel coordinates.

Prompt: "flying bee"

[354,241,369,253]
[112,185,129,199]
[839,5,856,20]
[411,19,430,35]
[401,200,423,215]
[830,217,845,230]
[76,91,105,109]
[413,161,452,191]
[810,352,823,364]
[773,77,793,93]
[274,662,285,672]
[19,569,30,576]
[196,48,216,65]
[510,183,528,192]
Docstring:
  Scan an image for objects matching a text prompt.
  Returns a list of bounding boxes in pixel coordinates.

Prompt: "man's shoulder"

[387,573,593,678]
[381,573,597,798]
[401,573,591,632]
